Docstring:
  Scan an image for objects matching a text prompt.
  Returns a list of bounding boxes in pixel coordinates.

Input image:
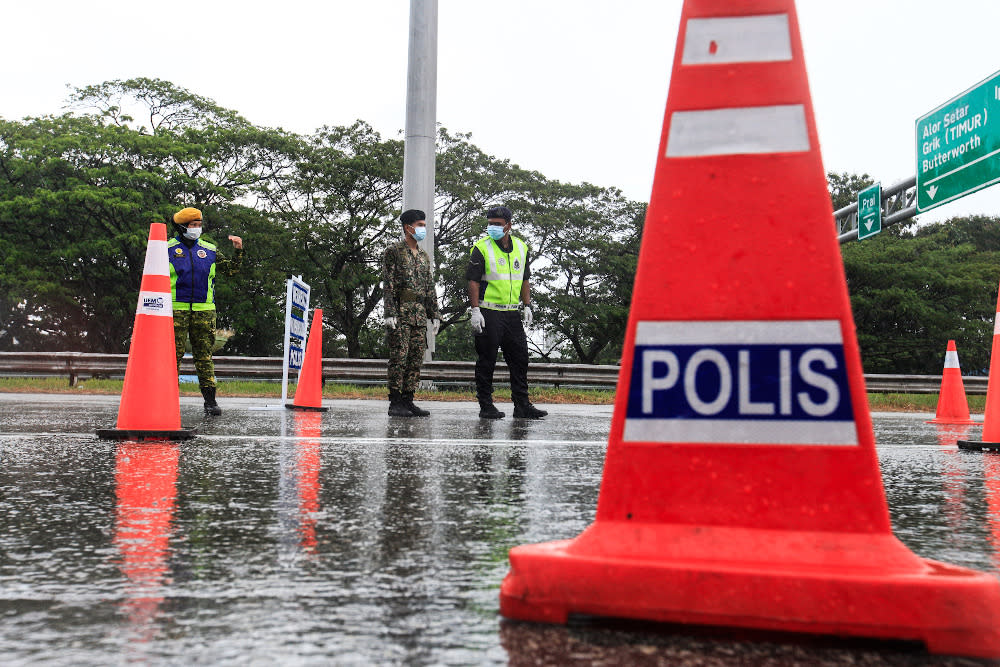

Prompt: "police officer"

[383,209,441,417]
[466,206,547,419]
[168,207,243,415]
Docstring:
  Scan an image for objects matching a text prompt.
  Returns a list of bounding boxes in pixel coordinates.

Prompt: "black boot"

[479,400,505,419]
[513,400,547,419]
[202,386,222,416]
[388,390,411,417]
[403,392,430,417]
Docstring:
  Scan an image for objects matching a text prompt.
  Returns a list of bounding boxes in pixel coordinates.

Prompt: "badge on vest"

[174,248,184,257]
[513,259,521,270]
[498,257,507,267]
[197,249,208,258]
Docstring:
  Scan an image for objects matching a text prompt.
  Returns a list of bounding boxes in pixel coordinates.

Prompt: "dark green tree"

[0,79,301,353]
[529,186,645,363]
[828,171,875,211]
[272,121,403,358]
[842,215,1000,374]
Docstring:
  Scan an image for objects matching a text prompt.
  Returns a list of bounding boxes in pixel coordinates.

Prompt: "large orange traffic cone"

[499,0,1000,658]
[97,223,195,440]
[287,308,328,411]
[927,340,976,425]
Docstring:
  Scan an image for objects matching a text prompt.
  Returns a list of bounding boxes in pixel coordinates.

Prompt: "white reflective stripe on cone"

[666,105,810,158]
[682,14,792,65]
[143,239,169,277]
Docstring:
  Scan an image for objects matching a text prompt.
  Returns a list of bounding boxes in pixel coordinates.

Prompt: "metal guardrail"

[0,352,621,389]
[0,351,988,394]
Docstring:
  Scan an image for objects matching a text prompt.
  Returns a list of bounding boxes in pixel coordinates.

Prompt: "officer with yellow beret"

[168,207,243,415]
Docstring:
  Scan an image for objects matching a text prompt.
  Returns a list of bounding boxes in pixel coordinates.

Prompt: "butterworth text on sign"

[916,70,1000,212]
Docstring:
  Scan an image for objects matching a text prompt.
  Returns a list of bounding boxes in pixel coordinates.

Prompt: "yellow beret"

[173,207,202,224]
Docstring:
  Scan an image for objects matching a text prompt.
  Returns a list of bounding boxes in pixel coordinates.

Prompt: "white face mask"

[183,226,202,240]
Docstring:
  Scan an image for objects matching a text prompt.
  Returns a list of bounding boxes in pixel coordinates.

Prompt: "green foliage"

[828,171,875,211]
[272,121,404,358]
[842,215,1000,374]
[0,79,300,353]
[27,81,998,376]
[430,128,642,363]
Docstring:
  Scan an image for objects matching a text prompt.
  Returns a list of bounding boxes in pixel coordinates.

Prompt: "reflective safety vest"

[473,235,527,310]
[167,237,218,311]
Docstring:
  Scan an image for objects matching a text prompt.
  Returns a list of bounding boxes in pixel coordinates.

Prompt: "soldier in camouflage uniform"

[168,207,244,415]
[382,209,441,417]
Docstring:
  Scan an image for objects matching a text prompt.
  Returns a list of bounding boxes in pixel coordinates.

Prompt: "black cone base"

[957,440,1000,451]
[96,428,197,441]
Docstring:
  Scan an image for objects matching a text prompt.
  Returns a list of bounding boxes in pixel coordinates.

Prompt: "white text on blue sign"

[288,343,304,370]
[291,283,309,311]
[624,321,857,445]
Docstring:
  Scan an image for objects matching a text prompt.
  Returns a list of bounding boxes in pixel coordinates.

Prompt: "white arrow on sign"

[926,184,939,199]
[864,220,873,231]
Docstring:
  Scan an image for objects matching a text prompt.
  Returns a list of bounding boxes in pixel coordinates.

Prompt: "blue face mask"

[411,226,427,242]
[487,225,505,241]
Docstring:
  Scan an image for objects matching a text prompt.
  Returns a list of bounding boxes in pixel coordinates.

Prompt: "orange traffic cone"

[927,340,976,425]
[97,223,195,440]
[499,0,1000,658]
[960,280,1000,450]
[287,308,328,411]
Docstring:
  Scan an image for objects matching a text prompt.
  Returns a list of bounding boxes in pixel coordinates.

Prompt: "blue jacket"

[168,237,218,311]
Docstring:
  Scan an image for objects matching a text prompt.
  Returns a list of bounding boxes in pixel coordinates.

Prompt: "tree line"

[2,79,998,373]
[830,172,1000,375]
[0,78,643,364]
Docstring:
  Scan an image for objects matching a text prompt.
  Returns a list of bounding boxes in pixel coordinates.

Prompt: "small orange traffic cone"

[98,223,195,440]
[287,308,328,411]
[927,340,976,425]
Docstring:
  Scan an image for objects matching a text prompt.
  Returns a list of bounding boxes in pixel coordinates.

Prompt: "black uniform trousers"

[475,307,529,404]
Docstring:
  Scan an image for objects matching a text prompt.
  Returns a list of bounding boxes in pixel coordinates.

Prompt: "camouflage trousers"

[386,322,427,393]
[174,309,217,390]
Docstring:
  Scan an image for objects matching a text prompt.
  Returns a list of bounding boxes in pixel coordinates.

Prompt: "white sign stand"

[249,275,311,411]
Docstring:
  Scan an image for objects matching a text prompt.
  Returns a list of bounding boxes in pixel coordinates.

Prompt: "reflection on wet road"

[1,395,998,665]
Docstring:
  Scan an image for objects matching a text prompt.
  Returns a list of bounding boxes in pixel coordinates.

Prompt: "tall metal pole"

[403,0,438,360]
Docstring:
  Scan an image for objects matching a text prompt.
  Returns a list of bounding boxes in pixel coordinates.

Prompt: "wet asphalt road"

[1,392,999,666]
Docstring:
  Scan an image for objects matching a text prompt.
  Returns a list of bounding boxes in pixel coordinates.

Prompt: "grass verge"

[0,377,982,412]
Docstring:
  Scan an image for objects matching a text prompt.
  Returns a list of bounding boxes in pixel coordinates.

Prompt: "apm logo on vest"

[626,320,855,445]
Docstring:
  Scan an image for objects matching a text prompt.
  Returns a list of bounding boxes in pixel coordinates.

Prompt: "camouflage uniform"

[174,310,218,388]
[382,240,440,393]
[171,242,243,390]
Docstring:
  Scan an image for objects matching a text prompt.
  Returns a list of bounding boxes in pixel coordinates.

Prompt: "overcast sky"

[4,1,1000,224]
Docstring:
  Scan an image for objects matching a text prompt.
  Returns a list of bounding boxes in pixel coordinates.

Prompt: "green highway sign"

[916,69,1000,212]
[857,183,881,240]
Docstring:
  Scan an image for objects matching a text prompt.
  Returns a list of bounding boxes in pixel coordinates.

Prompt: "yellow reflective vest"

[472,235,527,310]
